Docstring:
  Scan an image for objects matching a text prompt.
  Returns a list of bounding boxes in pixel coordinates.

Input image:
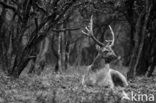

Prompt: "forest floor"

[0,66,156,103]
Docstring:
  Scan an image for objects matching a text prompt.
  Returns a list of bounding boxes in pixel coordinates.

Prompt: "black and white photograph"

[0,0,156,103]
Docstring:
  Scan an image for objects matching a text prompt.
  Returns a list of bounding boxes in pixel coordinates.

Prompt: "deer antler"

[108,25,115,47]
[82,15,105,47]
[82,16,115,49]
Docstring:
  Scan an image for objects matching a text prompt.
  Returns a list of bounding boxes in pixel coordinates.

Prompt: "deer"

[81,16,129,100]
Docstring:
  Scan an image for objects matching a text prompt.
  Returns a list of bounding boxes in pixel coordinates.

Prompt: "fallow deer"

[81,16,129,100]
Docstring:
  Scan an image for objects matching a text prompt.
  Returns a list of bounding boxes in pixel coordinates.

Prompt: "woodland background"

[0,0,156,103]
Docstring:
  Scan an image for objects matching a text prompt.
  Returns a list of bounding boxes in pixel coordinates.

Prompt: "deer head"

[82,15,117,72]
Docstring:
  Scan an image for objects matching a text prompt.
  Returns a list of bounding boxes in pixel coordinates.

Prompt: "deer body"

[84,64,111,87]
[81,15,129,100]
[83,64,128,89]
[81,15,128,89]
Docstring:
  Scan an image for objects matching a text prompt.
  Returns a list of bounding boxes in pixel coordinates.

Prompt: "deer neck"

[105,64,110,69]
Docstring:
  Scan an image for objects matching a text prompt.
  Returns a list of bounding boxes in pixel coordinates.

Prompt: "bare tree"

[0,0,78,77]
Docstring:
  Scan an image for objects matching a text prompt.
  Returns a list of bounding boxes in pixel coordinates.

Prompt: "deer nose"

[108,51,118,60]
[111,54,117,60]
[108,51,117,57]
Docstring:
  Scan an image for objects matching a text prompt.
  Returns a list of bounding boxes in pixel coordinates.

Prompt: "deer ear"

[95,45,101,51]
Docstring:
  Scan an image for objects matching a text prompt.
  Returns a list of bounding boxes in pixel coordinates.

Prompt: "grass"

[0,66,156,103]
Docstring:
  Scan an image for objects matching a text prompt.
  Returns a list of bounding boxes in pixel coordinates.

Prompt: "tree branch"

[0,1,16,12]
[33,3,48,15]
[51,27,80,32]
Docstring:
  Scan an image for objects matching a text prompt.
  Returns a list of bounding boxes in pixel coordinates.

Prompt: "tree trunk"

[134,1,152,76]
[127,0,152,79]
[29,37,49,74]
[61,24,66,71]
[58,28,62,72]
[127,8,145,79]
